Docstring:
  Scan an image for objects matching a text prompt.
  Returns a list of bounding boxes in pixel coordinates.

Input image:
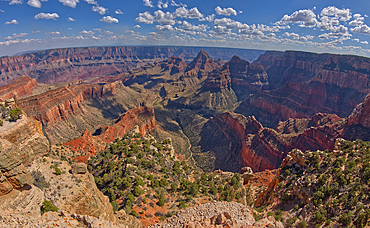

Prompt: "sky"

[0,0,370,57]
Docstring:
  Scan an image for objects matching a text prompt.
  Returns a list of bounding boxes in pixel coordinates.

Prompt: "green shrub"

[133,186,144,197]
[10,108,22,121]
[158,197,165,206]
[42,200,58,214]
[54,167,62,175]
[298,221,307,228]
[111,202,119,212]
[130,210,138,216]
[178,201,186,209]
[170,183,178,192]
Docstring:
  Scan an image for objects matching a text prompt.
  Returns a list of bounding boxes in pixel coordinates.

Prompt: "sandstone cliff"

[184,49,222,79]
[235,51,370,128]
[0,113,49,196]
[15,80,147,144]
[63,106,157,162]
[192,111,345,172]
[0,76,39,101]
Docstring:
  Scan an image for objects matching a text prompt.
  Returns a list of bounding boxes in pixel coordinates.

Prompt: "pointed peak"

[82,128,92,137]
[229,55,242,62]
[196,49,211,59]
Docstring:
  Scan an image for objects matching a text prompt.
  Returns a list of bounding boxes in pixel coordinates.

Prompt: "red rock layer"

[185,49,222,78]
[208,111,344,172]
[63,106,157,162]
[160,56,187,74]
[239,50,370,128]
[203,55,268,97]
[0,76,38,101]
[0,46,262,86]
[347,93,370,128]
[16,81,123,125]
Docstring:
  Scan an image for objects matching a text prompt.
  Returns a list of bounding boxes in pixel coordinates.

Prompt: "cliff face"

[15,80,146,144]
[29,157,117,222]
[0,76,38,101]
[236,51,370,128]
[0,114,49,196]
[63,106,157,162]
[184,49,222,79]
[196,111,345,172]
[0,46,264,86]
[167,53,267,111]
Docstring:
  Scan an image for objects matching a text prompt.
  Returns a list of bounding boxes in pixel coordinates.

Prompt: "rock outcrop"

[194,111,345,172]
[235,50,370,128]
[347,93,370,128]
[184,49,222,79]
[30,157,116,222]
[149,201,283,228]
[63,106,157,162]
[0,76,39,101]
[0,113,49,196]
[15,80,146,144]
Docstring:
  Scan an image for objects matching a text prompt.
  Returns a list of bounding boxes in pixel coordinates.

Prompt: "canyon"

[2,45,370,226]
[0,46,264,86]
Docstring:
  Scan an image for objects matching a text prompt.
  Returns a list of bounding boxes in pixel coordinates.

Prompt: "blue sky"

[0,0,370,57]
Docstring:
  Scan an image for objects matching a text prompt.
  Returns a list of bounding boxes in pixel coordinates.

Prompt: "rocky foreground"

[149,202,283,228]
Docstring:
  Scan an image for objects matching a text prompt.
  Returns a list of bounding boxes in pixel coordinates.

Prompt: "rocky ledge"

[149,201,283,228]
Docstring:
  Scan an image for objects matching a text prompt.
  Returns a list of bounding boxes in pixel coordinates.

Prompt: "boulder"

[241,167,254,185]
[4,164,33,189]
[71,163,87,174]
[5,98,15,106]
[0,174,13,196]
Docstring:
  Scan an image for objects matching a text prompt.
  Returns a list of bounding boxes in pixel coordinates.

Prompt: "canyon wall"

[0,46,264,86]
[15,80,147,144]
[63,106,157,162]
[236,51,370,128]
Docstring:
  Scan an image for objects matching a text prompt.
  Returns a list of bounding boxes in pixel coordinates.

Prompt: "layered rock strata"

[0,114,49,196]
[15,80,146,144]
[63,106,157,162]
[236,50,370,128]
[0,46,264,86]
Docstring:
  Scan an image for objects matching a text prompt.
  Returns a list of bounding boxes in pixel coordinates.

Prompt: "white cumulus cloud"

[34,12,59,20]
[92,5,108,15]
[27,0,42,8]
[156,25,173,30]
[79,30,94,36]
[174,7,203,19]
[199,14,215,22]
[321,6,351,21]
[84,0,96,4]
[134,25,141,28]
[277,9,317,27]
[143,0,154,7]
[8,0,22,5]
[155,10,175,25]
[115,9,123,14]
[182,21,208,31]
[135,11,155,24]
[157,0,168,9]
[59,0,79,8]
[4,19,18,25]
[215,6,237,16]
[67,17,76,21]
[100,16,119,23]
[350,24,370,35]
[46,31,61,35]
